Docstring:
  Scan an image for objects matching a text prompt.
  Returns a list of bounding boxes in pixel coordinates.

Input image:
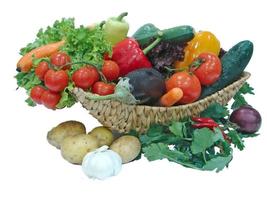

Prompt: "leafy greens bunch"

[131,84,257,172]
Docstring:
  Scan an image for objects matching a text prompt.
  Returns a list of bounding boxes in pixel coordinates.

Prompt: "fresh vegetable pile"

[16,12,254,108]
[15,12,262,178]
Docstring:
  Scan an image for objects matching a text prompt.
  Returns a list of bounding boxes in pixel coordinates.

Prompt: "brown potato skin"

[47,121,86,149]
[89,126,114,146]
[110,135,141,164]
[61,134,99,164]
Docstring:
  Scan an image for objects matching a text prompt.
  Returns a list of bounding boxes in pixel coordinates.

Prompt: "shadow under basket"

[73,72,250,134]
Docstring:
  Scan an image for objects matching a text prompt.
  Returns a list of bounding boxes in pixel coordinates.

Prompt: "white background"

[1,0,266,199]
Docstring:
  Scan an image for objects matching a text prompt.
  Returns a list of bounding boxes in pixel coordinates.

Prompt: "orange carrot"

[160,87,183,107]
[17,40,65,72]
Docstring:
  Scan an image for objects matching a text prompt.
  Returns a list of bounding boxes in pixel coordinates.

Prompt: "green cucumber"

[132,24,195,46]
[200,40,253,99]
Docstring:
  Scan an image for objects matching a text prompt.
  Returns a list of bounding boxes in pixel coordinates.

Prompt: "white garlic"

[82,145,122,180]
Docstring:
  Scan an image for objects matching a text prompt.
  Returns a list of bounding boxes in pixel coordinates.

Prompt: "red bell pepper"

[112,34,162,76]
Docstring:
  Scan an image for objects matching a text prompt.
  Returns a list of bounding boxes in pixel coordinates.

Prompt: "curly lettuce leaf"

[61,25,112,72]
[56,83,76,109]
[15,69,42,90]
[20,18,75,55]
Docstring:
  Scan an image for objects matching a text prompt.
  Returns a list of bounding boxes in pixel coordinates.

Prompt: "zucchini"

[132,24,195,46]
[200,40,253,99]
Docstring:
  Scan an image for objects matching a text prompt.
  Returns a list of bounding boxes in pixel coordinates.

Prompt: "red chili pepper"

[191,117,215,123]
[192,122,219,129]
[112,34,162,76]
[219,127,232,143]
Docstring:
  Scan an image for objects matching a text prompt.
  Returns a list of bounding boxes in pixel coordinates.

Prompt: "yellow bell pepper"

[175,31,220,70]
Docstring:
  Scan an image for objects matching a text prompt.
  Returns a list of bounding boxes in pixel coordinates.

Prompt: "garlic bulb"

[82,145,122,180]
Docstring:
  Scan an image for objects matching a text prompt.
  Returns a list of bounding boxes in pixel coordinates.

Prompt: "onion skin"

[229,105,262,134]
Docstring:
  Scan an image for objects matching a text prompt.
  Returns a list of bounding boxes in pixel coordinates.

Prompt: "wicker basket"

[73,72,250,133]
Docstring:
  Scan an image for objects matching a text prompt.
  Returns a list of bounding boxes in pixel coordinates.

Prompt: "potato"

[89,126,114,146]
[47,120,86,149]
[61,134,99,164]
[110,135,141,164]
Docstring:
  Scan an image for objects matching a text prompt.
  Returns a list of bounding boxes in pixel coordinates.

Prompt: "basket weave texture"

[73,72,250,133]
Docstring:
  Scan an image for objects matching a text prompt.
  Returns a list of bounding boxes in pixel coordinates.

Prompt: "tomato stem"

[189,58,205,71]
[165,66,186,73]
[57,61,100,70]
[98,71,108,83]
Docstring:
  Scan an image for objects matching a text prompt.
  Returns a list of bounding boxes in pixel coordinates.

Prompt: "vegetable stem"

[99,21,106,28]
[86,93,116,101]
[57,61,101,70]
[189,58,204,70]
[202,152,207,164]
[116,12,128,21]
[182,138,193,141]
[143,31,163,55]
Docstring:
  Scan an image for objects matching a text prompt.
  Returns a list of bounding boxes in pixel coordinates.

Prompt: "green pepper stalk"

[103,12,129,45]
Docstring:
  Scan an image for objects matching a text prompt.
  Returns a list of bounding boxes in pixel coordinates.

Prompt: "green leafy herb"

[190,128,219,154]
[200,103,229,120]
[143,143,189,162]
[202,154,232,172]
[231,82,255,109]
[20,18,75,55]
[56,83,76,109]
[15,70,42,90]
[228,130,245,150]
[25,97,36,107]
[169,121,186,138]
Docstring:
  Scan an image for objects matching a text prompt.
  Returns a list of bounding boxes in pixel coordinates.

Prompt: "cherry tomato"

[72,66,99,90]
[92,81,115,96]
[175,31,220,70]
[166,72,201,104]
[102,60,120,81]
[190,53,222,86]
[30,86,46,104]
[50,52,71,69]
[35,61,49,80]
[41,90,61,109]
[44,69,69,92]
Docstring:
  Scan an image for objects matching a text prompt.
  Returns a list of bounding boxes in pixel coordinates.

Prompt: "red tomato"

[102,60,120,81]
[92,81,115,96]
[30,86,46,104]
[190,53,222,86]
[44,69,69,92]
[35,61,49,80]
[72,66,99,90]
[166,72,201,104]
[50,52,71,69]
[41,90,61,109]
